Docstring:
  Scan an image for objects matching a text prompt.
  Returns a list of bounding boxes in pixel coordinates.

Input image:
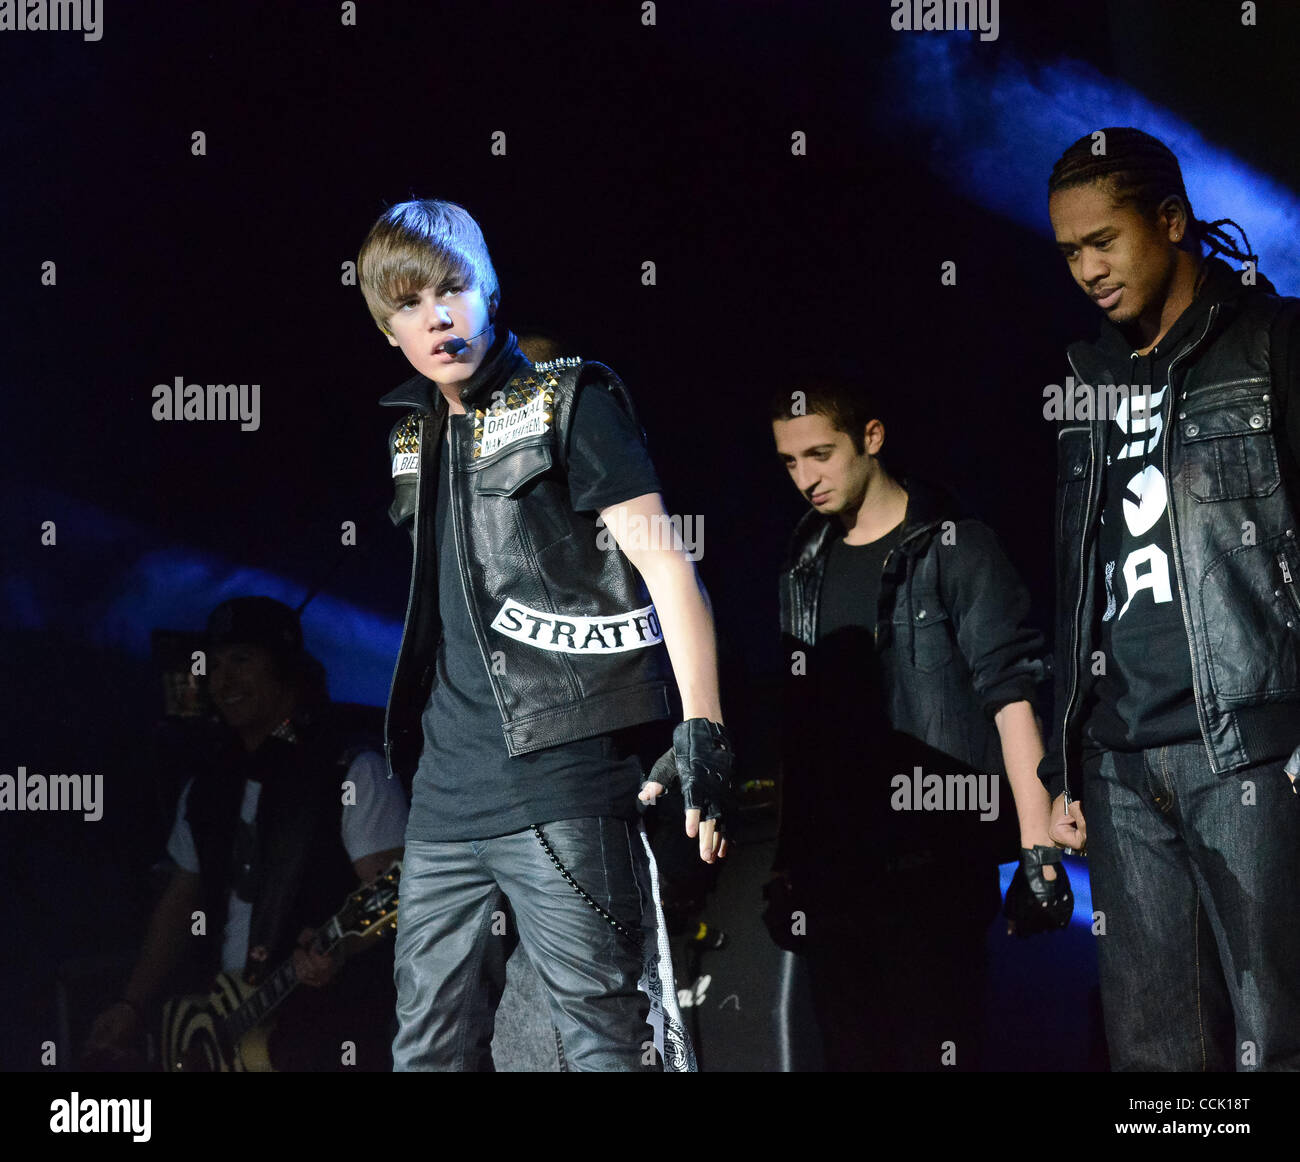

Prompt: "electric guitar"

[161,861,401,1072]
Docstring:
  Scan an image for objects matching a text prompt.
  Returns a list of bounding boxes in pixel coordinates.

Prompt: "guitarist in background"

[83,597,408,1071]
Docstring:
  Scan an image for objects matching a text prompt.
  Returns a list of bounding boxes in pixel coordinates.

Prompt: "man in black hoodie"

[1042,128,1300,1070]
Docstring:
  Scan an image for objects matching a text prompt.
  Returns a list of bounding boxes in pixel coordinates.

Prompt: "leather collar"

[378,327,527,413]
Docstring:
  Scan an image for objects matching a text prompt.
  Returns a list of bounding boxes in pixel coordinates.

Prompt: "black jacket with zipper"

[1038,259,1300,802]
[379,330,673,783]
[779,478,1046,798]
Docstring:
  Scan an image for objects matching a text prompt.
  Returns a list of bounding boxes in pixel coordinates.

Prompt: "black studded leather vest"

[379,333,673,781]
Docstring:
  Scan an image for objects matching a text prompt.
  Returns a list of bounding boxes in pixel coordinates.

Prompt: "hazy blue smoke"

[883,36,1300,293]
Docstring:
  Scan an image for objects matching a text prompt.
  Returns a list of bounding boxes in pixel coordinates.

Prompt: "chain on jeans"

[530,824,644,949]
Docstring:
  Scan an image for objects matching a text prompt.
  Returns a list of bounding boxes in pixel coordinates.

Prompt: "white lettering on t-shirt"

[1110,383,1173,622]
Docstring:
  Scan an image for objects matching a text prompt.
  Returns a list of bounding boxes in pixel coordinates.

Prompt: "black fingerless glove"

[1003,844,1074,937]
[645,719,736,829]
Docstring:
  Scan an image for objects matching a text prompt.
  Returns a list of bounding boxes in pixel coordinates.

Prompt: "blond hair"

[358,200,500,335]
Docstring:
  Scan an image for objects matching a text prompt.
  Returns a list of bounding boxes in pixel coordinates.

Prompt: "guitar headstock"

[334,860,402,942]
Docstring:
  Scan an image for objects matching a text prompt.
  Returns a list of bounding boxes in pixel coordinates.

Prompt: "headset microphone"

[440,321,494,356]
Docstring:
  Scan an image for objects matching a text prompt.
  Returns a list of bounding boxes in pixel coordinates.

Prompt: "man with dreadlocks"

[1042,127,1300,1071]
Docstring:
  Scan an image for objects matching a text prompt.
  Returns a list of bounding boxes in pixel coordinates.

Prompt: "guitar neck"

[203,860,401,1055]
[223,917,346,1043]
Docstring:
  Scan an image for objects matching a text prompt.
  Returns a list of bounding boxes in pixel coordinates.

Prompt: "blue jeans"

[1086,741,1300,1071]
[391,817,653,1072]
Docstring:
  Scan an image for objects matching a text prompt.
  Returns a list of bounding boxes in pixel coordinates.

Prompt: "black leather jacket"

[1039,262,1300,802]
[379,331,673,782]
[779,478,1045,777]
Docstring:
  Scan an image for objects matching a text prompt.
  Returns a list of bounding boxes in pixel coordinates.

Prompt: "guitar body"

[162,973,274,1072]
[159,861,401,1073]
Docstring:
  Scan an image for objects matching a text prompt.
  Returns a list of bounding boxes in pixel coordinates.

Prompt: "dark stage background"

[3,0,1299,1100]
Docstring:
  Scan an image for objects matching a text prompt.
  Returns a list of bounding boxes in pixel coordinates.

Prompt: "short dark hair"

[1048,127,1255,264]
[768,376,884,456]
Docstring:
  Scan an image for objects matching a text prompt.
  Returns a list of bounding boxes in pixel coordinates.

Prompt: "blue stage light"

[883,36,1300,293]
[1000,856,1093,929]
[1,486,401,707]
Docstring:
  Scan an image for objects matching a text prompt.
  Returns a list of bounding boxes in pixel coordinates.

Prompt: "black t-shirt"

[779,522,904,874]
[814,528,900,749]
[818,527,903,645]
[406,381,663,842]
[1083,319,1203,752]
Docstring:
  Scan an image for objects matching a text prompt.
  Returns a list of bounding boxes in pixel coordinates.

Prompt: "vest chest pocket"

[472,440,553,497]
[908,596,953,672]
[388,475,417,527]
[1056,425,1092,543]
[1180,392,1279,502]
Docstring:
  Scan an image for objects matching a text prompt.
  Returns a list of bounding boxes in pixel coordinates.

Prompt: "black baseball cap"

[205,596,303,663]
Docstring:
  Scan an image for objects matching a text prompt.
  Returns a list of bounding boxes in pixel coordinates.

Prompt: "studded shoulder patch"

[391,413,421,477]
[473,370,558,459]
[393,413,420,453]
[531,355,583,372]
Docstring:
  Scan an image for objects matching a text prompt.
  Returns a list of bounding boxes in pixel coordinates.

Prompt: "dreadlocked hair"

[1048,127,1257,266]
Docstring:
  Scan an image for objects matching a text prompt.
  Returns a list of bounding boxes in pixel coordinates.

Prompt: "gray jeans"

[392,817,654,1071]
